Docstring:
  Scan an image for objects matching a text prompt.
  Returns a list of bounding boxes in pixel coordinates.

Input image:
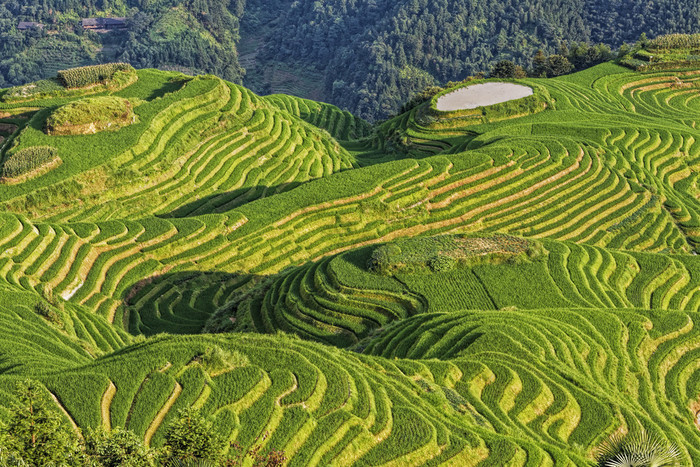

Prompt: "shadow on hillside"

[120,270,261,337]
[141,78,190,101]
[159,181,301,218]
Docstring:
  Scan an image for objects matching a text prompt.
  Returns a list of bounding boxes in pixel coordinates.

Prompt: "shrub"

[490,60,527,78]
[83,427,156,467]
[1,146,58,179]
[428,255,457,272]
[34,301,61,325]
[163,409,225,464]
[198,346,249,374]
[57,63,134,88]
[4,79,64,101]
[0,380,79,465]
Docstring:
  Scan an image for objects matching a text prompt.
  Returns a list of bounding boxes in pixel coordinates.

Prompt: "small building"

[17,21,44,31]
[81,17,127,31]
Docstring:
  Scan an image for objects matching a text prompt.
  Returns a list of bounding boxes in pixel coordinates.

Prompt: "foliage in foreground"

[164,408,226,464]
[596,430,681,466]
[0,380,79,465]
[0,383,285,466]
[83,427,157,467]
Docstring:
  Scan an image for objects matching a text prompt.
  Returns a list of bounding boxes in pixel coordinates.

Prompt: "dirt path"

[144,382,182,447]
[101,381,117,430]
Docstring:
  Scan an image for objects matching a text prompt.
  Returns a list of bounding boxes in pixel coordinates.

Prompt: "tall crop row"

[58,63,134,89]
[647,34,700,51]
[1,146,58,178]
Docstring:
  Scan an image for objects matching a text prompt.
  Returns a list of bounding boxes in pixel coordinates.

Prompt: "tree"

[0,380,79,465]
[636,32,649,49]
[83,427,156,467]
[163,408,225,463]
[532,50,548,77]
[617,43,631,59]
[546,55,573,76]
[490,60,517,78]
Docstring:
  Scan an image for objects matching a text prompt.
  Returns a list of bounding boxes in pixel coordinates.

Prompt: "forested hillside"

[1,0,699,120]
[243,0,700,119]
[0,0,244,87]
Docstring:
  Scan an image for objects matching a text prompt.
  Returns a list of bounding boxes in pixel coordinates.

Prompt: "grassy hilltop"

[0,53,699,464]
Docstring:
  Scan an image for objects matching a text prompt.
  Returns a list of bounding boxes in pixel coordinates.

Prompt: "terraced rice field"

[1,60,700,464]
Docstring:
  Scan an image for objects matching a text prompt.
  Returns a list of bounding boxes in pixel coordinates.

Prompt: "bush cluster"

[34,301,61,325]
[428,255,457,272]
[0,380,286,466]
[1,146,58,179]
[58,63,134,89]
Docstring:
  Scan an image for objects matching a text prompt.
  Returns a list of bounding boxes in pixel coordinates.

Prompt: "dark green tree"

[0,380,79,465]
[83,426,156,467]
[164,408,225,464]
[532,50,548,77]
[546,54,573,76]
[490,60,517,78]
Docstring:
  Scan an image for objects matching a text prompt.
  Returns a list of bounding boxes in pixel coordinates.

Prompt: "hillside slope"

[0,61,700,464]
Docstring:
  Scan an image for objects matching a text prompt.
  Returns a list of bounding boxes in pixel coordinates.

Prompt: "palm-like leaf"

[596,429,680,467]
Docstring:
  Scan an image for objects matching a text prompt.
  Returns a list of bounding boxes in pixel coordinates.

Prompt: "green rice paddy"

[0,58,699,464]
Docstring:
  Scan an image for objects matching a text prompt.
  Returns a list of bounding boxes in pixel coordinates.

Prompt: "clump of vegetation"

[1,146,59,179]
[0,380,79,465]
[1,64,137,103]
[34,301,62,325]
[619,33,700,71]
[46,96,136,135]
[4,78,65,101]
[400,85,445,113]
[427,254,457,272]
[163,408,226,464]
[368,234,541,275]
[83,427,157,467]
[197,346,249,374]
[57,63,134,89]
[595,429,680,466]
[646,33,700,51]
[490,60,528,79]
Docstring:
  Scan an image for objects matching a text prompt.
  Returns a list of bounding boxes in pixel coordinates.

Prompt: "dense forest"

[0,0,244,88]
[246,0,700,119]
[1,0,700,119]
